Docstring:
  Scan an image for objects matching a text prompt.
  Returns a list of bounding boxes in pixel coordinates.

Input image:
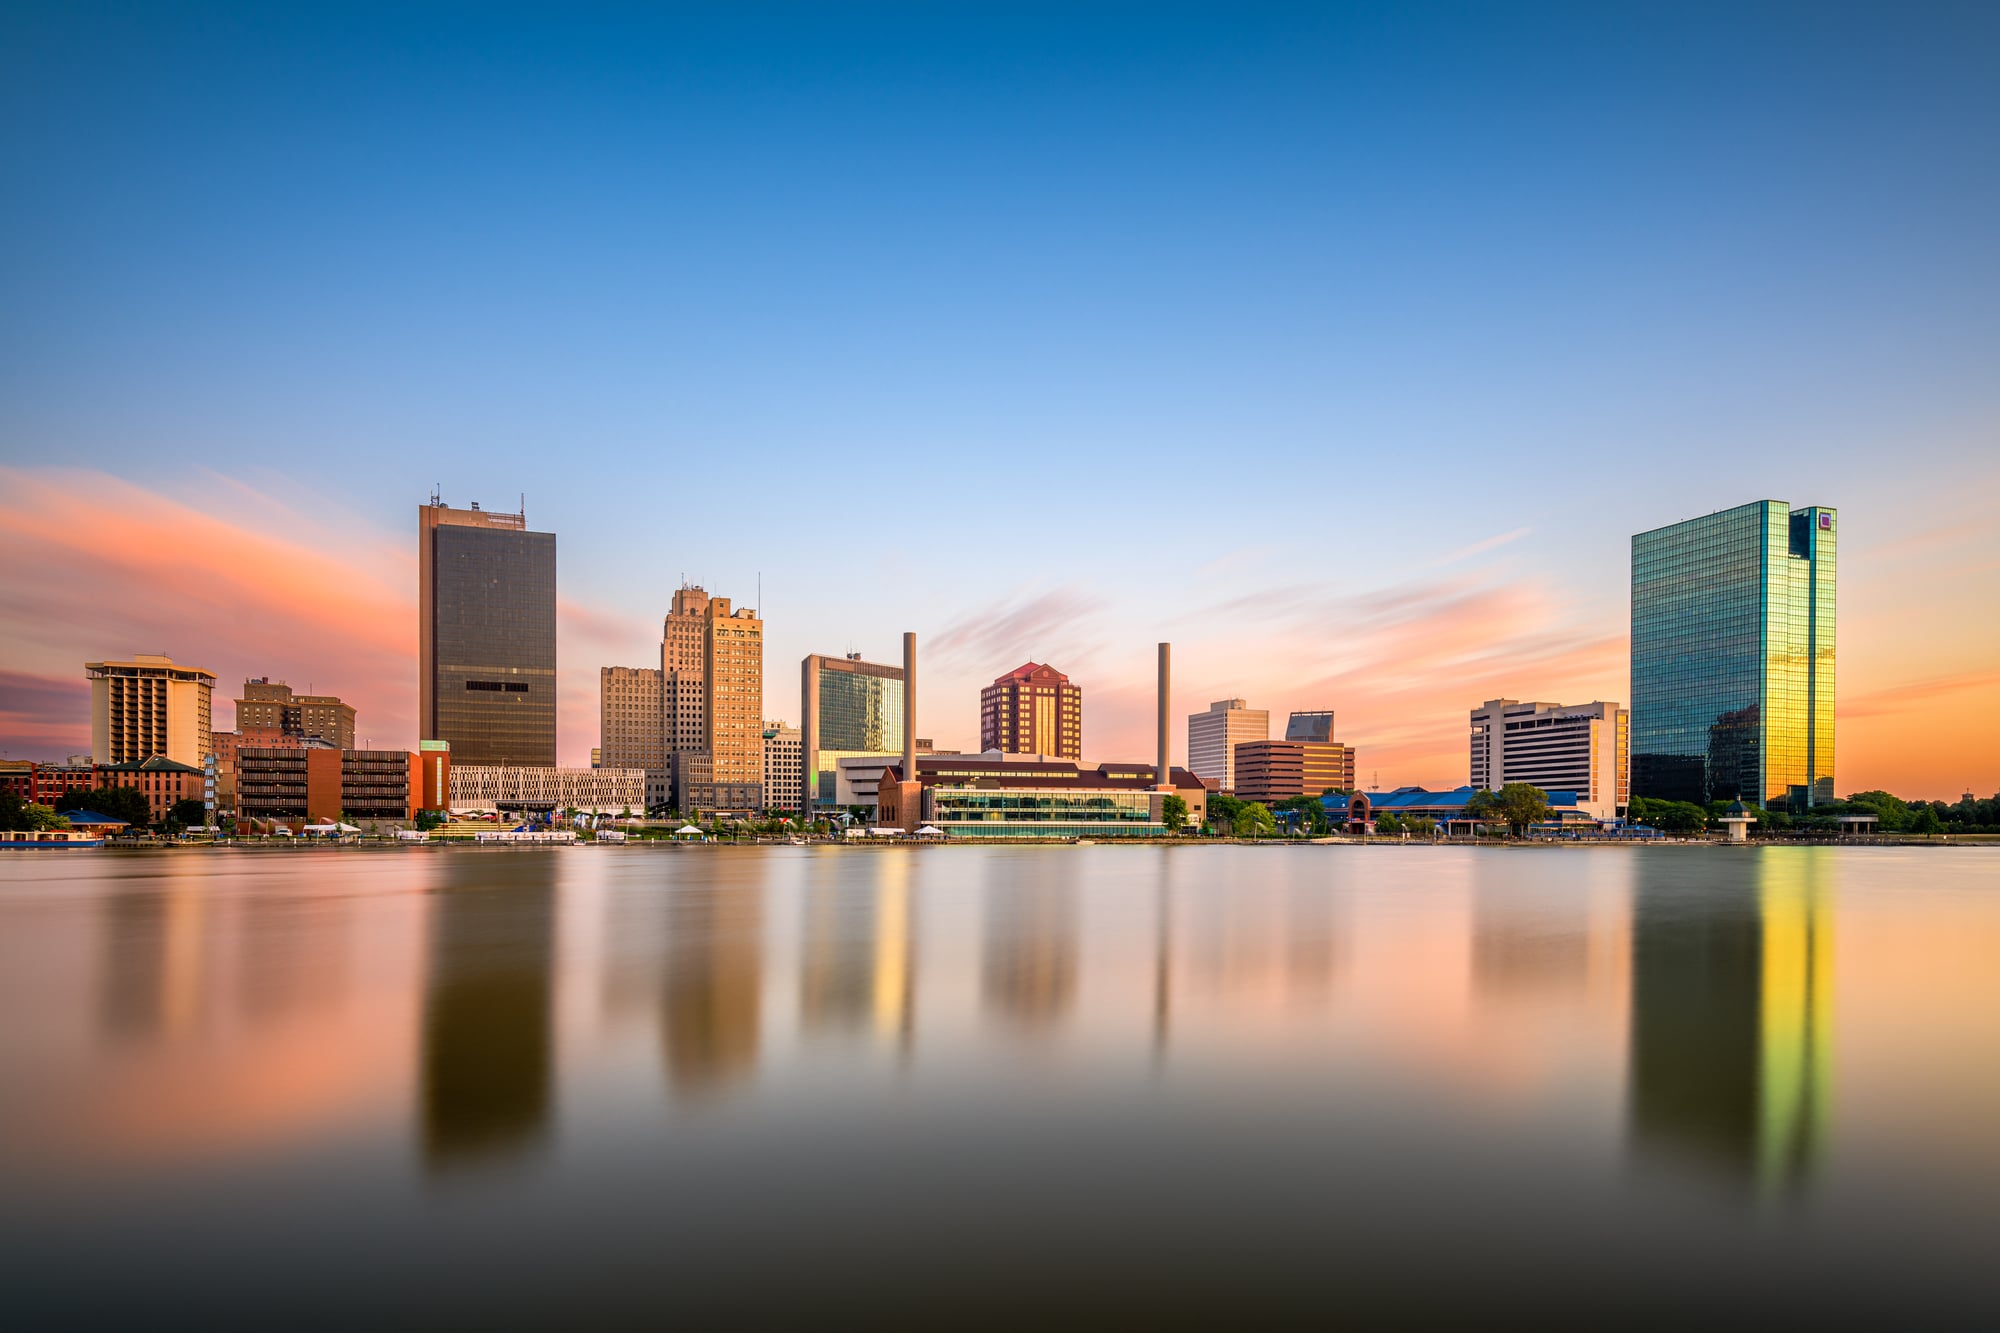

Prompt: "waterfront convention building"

[876,753,1208,838]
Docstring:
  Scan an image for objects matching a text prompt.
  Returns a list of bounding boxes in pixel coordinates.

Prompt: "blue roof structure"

[1321,786,1584,816]
[59,810,129,826]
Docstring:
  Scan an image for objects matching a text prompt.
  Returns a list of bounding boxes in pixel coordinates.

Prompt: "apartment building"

[87,654,215,767]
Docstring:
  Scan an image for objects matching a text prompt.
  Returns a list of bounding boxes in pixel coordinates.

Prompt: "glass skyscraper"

[1630,500,1835,810]
[419,500,558,767]
[800,653,905,808]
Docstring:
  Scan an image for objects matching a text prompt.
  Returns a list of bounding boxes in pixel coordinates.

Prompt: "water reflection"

[98,888,172,1042]
[1153,853,1343,1057]
[662,859,764,1097]
[982,853,1078,1029]
[421,856,556,1169]
[1628,849,1832,1194]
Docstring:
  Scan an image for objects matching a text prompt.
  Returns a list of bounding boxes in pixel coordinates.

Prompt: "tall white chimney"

[1157,642,1171,789]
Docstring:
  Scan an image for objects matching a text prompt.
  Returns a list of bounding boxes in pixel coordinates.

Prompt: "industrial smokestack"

[1157,642,1171,789]
[903,632,917,778]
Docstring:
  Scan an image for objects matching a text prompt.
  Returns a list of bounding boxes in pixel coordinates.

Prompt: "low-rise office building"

[1233,738,1357,802]
[209,726,305,817]
[237,748,430,824]
[449,764,646,816]
[876,753,1208,838]
[1469,698,1628,820]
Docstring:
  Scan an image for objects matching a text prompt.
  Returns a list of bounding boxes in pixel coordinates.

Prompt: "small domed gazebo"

[1718,800,1757,843]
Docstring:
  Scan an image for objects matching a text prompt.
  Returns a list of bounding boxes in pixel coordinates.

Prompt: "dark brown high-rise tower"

[418,497,557,767]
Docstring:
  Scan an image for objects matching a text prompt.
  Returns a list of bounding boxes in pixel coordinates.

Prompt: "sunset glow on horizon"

[3,5,1997,799]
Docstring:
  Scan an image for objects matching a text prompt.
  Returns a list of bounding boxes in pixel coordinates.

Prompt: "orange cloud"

[0,468,642,766]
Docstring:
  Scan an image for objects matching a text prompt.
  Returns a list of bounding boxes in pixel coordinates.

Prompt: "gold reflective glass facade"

[1630,500,1834,810]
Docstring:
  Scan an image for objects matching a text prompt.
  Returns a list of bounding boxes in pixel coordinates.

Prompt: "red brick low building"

[0,761,102,809]
[96,757,205,823]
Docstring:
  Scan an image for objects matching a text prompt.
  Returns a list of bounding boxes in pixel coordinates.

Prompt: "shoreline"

[47,834,2000,853]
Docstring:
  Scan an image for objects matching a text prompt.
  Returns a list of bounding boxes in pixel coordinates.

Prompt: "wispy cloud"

[930,585,1109,673]
[1842,669,2000,720]
[1424,526,1533,569]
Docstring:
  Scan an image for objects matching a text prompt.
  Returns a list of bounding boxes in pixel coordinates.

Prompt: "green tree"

[1844,790,1913,832]
[414,809,446,831]
[19,803,71,831]
[1408,816,1436,838]
[167,798,206,828]
[1628,796,1707,834]
[61,784,152,828]
[1910,805,1943,835]
[1208,793,1243,825]
[1161,793,1188,833]
[1235,802,1276,838]
[1273,794,1329,834]
[1376,812,1404,835]
[1494,783,1551,836]
[0,791,23,831]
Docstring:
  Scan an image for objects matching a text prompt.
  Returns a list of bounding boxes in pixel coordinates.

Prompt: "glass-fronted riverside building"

[1630,500,1835,811]
[801,653,905,810]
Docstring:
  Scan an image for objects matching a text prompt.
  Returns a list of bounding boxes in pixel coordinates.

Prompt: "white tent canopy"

[916,826,944,837]
[673,825,704,836]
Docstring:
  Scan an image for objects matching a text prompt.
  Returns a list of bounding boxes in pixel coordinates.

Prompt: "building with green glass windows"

[800,652,904,813]
[1630,500,1835,811]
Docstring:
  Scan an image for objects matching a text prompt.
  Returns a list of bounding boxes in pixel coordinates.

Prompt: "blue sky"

[3,2,1997,790]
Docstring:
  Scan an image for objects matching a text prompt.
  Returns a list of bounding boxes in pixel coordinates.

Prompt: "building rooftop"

[886,755,1205,792]
[96,756,203,774]
[991,662,1070,685]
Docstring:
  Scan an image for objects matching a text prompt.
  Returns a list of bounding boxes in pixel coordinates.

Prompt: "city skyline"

[0,480,1993,799]
[2,5,1997,797]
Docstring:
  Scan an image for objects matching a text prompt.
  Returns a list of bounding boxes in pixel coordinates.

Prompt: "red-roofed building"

[979,662,1082,761]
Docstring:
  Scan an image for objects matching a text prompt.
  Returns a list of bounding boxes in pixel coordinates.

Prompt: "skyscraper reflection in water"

[982,853,1078,1030]
[662,859,764,1098]
[421,857,556,1170]
[1629,849,1832,1195]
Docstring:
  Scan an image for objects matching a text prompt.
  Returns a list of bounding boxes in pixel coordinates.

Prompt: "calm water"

[2,845,1997,1324]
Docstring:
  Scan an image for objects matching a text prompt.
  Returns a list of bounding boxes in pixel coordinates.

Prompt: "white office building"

[1187,698,1268,794]
[1469,699,1629,820]
[450,765,647,816]
[762,721,803,814]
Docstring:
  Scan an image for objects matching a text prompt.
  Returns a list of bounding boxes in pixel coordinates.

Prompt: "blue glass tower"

[1630,500,1835,811]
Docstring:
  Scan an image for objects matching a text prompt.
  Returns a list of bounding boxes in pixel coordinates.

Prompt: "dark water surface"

[3,845,1997,1324]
